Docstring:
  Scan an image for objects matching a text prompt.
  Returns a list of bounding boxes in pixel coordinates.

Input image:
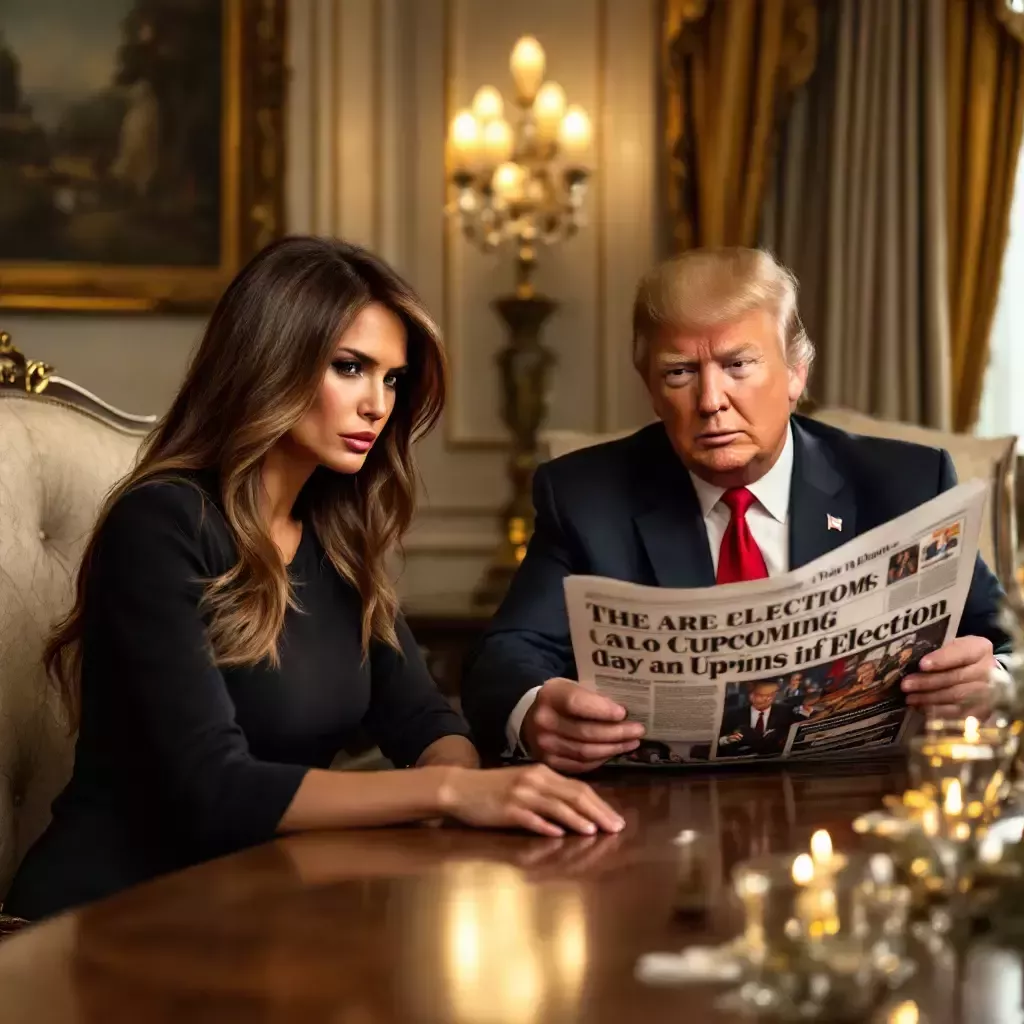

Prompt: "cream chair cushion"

[0,394,142,901]
[810,407,1018,594]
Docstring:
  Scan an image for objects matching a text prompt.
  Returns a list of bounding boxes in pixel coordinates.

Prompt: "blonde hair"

[631,247,814,375]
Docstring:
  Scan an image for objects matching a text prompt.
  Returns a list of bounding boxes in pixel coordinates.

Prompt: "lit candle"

[810,829,833,869]
[480,118,514,166]
[448,109,480,172]
[558,104,591,164]
[533,81,567,141]
[792,852,814,887]
[791,853,838,938]
[964,716,980,743]
[944,778,963,816]
[510,36,546,103]
[888,1001,920,1024]
[921,804,939,837]
[471,85,504,123]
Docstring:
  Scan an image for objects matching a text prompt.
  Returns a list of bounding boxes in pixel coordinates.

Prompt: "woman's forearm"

[276,737,477,834]
[415,734,480,769]
[277,765,457,833]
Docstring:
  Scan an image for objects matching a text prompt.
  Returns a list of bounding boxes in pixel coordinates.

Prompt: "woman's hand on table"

[437,764,626,838]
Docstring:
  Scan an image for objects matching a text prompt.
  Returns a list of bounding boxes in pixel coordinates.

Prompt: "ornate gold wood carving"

[0,331,52,394]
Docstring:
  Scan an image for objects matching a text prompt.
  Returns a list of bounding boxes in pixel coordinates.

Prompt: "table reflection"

[402,861,588,1024]
[0,763,974,1024]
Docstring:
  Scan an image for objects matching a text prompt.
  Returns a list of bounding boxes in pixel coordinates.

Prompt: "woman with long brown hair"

[5,237,622,920]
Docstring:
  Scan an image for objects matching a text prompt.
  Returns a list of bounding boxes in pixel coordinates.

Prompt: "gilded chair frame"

[0,332,158,434]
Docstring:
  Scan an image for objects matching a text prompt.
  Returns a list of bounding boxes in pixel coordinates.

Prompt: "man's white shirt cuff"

[993,653,1013,689]
[504,686,542,757]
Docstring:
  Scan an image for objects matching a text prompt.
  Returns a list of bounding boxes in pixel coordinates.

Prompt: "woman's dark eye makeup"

[332,353,403,389]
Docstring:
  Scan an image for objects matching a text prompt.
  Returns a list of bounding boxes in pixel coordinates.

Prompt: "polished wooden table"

[1,761,1019,1023]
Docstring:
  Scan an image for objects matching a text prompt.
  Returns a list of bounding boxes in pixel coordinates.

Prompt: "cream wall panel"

[599,0,659,432]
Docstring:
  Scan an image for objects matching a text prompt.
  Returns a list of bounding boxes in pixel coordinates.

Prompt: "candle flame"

[889,1000,920,1024]
[792,853,814,885]
[944,778,963,815]
[810,829,833,866]
[921,806,939,836]
[964,716,980,742]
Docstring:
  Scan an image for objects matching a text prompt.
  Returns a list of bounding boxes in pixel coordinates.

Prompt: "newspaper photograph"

[563,480,989,766]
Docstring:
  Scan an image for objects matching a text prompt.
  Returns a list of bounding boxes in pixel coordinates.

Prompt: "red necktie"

[717,487,769,584]
[755,711,765,735]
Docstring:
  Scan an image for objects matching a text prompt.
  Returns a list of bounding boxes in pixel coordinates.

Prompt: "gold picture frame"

[0,0,286,313]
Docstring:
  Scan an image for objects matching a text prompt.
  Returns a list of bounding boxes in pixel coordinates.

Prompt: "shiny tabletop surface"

[1,761,1020,1023]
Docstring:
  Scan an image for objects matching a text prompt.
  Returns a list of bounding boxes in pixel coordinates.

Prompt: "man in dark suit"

[718,680,797,757]
[461,248,1011,771]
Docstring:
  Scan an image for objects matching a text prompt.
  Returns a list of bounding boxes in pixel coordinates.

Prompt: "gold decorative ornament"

[0,331,52,394]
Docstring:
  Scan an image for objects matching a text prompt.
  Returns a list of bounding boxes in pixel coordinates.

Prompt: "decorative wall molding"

[286,0,657,586]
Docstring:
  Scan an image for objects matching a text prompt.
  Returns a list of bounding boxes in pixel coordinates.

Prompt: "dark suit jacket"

[461,415,1011,757]
[719,704,797,757]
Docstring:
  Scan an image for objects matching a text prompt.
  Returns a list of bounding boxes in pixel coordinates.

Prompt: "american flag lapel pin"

[827,514,843,532]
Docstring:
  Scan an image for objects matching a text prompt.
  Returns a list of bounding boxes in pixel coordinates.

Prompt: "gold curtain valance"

[663,0,818,251]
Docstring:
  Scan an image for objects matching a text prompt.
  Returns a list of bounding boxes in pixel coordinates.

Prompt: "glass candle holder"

[908,720,1016,822]
[732,855,807,970]
[853,853,915,985]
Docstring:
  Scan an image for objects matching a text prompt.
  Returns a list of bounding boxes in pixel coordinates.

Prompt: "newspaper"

[564,480,988,766]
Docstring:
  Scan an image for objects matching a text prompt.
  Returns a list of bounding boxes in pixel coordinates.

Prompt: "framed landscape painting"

[0,0,285,312]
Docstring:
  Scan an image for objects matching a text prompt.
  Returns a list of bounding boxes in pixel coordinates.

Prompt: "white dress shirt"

[750,706,769,730]
[504,429,796,752]
[688,424,794,577]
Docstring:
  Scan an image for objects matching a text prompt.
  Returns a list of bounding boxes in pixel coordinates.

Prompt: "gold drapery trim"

[947,0,1024,430]
[662,0,818,251]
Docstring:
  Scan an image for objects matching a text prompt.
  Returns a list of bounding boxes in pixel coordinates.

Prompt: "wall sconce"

[446,34,593,298]
[445,35,593,606]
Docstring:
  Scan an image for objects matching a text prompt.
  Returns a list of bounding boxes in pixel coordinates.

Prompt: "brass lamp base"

[472,293,558,608]
[473,515,532,609]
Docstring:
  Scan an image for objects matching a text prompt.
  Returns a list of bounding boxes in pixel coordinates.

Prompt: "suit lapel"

[789,419,858,569]
[635,500,716,588]
[632,428,716,588]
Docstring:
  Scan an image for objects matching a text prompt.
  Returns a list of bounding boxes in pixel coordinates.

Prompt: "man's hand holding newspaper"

[521,680,647,772]
[551,480,996,767]
[901,634,996,719]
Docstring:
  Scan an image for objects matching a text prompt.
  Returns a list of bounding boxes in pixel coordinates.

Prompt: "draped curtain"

[663,0,818,251]
[669,0,1024,432]
[760,0,952,427]
[947,0,1024,431]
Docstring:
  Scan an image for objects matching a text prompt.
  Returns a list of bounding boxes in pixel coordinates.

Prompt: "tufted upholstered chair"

[541,408,1021,601]
[807,407,1020,601]
[0,332,156,924]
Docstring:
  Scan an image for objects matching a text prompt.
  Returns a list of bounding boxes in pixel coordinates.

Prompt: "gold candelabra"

[444,35,593,607]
